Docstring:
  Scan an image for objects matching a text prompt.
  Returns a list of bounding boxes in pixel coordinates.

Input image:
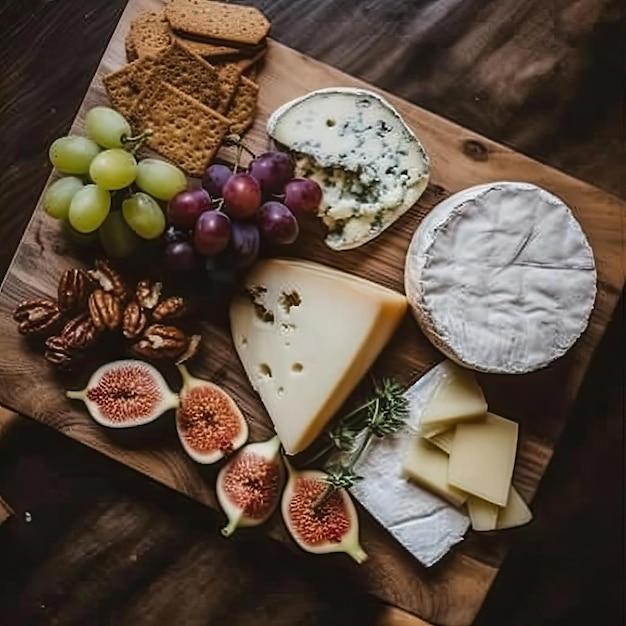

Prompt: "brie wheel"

[405,182,597,374]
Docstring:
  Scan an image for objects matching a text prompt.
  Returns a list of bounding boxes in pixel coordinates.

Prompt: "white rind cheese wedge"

[267,87,430,251]
[405,182,597,374]
[229,258,407,455]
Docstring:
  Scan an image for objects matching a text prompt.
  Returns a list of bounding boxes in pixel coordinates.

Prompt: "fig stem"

[176,363,194,388]
[221,517,240,537]
[66,389,86,401]
[347,544,368,564]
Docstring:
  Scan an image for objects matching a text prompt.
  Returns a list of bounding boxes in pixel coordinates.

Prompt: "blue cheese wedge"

[266,87,430,250]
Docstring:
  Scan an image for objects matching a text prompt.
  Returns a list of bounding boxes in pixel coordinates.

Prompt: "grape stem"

[122,129,153,155]
[223,134,256,173]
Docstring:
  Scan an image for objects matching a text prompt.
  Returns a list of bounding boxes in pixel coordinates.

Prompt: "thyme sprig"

[314,377,408,509]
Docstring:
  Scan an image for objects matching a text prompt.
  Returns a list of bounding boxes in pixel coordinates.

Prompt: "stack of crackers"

[103,0,270,177]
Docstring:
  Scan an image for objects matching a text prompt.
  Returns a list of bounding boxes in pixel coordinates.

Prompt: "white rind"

[405,182,597,374]
[266,87,430,250]
[344,362,471,567]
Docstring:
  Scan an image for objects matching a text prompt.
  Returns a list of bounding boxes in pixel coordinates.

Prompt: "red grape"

[168,188,212,230]
[230,221,261,268]
[202,164,232,198]
[283,178,323,214]
[164,241,196,272]
[249,151,294,194]
[257,201,299,245]
[222,173,261,219]
[194,210,231,255]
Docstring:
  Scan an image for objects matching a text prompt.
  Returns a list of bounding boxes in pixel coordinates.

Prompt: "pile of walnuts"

[13,260,200,370]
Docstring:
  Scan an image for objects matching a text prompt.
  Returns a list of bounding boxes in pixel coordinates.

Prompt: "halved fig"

[176,364,248,464]
[281,458,368,564]
[217,435,284,537]
[66,359,178,427]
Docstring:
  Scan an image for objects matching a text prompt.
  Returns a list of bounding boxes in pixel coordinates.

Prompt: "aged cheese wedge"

[267,87,429,250]
[229,258,407,455]
[402,437,468,508]
[448,413,519,506]
[419,361,487,433]
[497,486,533,529]
[405,182,597,374]
[467,497,500,532]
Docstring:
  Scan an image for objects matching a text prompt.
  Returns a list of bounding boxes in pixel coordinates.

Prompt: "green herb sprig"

[314,377,409,509]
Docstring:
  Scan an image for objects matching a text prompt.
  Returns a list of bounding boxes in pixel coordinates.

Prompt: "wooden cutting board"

[0,1,623,625]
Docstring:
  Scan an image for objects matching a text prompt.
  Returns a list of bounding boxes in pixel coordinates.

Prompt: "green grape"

[68,184,111,233]
[99,211,139,258]
[49,136,101,175]
[135,158,187,201]
[89,148,137,191]
[85,106,132,149]
[42,176,84,220]
[122,192,166,239]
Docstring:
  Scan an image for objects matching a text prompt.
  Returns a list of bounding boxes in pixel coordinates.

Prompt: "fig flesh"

[66,359,178,427]
[176,364,248,464]
[281,458,367,563]
[217,435,284,537]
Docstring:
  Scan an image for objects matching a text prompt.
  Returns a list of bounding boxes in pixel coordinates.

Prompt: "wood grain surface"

[3,3,615,623]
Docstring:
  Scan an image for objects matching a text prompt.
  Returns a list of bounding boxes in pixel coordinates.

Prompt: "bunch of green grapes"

[43,106,188,258]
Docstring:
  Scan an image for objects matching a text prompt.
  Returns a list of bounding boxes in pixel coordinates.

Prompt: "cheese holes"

[326,119,336,127]
[277,387,285,397]
[291,362,303,373]
[258,363,272,378]
[240,337,248,347]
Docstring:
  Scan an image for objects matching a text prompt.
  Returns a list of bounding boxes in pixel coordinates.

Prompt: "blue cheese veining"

[267,88,430,250]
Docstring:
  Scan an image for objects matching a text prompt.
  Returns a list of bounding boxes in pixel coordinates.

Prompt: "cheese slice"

[229,258,407,455]
[267,87,429,251]
[405,182,597,374]
[467,497,500,531]
[425,427,455,453]
[448,413,519,506]
[419,361,487,432]
[497,486,533,529]
[402,437,468,508]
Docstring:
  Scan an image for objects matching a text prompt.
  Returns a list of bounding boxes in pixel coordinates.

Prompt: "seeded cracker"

[214,63,243,115]
[226,76,259,135]
[103,56,160,119]
[128,11,172,58]
[148,41,221,110]
[165,0,271,47]
[171,35,242,60]
[133,82,231,177]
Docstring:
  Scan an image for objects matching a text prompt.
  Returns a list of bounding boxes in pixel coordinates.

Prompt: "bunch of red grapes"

[163,151,322,283]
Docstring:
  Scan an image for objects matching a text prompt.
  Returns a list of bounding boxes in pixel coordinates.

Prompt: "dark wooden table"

[0,1,623,624]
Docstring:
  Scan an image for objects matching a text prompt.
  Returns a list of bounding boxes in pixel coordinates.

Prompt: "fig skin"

[66,359,179,428]
[281,457,368,564]
[217,435,284,537]
[175,364,249,464]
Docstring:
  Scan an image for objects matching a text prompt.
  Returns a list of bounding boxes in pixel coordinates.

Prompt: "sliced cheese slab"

[347,364,470,567]
[448,413,519,506]
[267,87,429,250]
[419,361,487,432]
[402,437,468,508]
[467,497,500,532]
[497,486,533,529]
[229,258,407,455]
[405,182,597,374]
